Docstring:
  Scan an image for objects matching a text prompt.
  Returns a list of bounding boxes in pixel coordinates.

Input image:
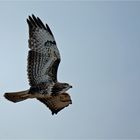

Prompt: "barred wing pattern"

[27,15,61,87]
[3,15,72,115]
[37,93,72,115]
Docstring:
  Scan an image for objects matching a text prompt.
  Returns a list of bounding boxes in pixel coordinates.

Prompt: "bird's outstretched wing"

[37,93,72,115]
[27,15,61,88]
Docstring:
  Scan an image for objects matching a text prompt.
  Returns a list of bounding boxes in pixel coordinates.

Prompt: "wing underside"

[37,93,72,115]
[27,15,61,87]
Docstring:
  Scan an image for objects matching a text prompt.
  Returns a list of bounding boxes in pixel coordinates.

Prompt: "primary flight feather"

[4,15,72,115]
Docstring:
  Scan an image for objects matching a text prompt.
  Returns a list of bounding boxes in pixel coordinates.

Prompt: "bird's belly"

[30,92,50,98]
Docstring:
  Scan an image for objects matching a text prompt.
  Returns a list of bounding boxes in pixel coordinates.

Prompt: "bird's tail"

[4,90,30,103]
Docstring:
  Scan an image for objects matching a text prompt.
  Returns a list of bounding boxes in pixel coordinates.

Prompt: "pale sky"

[0,1,140,139]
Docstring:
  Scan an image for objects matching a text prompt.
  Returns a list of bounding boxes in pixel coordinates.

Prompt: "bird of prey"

[4,15,72,115]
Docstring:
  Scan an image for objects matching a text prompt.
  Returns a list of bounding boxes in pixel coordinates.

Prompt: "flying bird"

[4,15,72,115]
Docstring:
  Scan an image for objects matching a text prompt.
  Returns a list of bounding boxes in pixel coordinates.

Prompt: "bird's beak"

[70,85,72,88]
[69,100,72,104]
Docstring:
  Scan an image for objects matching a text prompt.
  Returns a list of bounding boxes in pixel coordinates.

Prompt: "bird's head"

[61,83,72,90]
[59,83,72,93]
[52,82,72,94]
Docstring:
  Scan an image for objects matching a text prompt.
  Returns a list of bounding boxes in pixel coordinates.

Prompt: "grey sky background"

[0,1,140,139]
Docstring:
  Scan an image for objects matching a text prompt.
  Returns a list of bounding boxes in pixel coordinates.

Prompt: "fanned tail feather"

[4,90,30,103]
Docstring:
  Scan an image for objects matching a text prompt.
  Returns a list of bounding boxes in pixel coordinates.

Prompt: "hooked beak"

[69,100,72,104]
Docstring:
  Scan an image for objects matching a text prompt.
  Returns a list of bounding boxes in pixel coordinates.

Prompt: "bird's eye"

[64,83,68,87]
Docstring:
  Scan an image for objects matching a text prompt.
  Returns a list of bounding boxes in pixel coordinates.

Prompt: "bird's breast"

[29,83,54,96]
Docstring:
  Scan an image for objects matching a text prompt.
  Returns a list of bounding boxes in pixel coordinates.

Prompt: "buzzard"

[4,15,72,115]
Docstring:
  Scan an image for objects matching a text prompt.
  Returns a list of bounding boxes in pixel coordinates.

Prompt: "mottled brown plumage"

[4,15,72,115]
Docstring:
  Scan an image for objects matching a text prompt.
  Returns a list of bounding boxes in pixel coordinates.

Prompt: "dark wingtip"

[51,107,65,115]
[28,14,48,30]
[45,23,54,36]
[27,14,54,37]
[27,18,31,27]
[52,111,58,115]
[32,14,35,18]
[37,17,47,30]
[27,14,41,29]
